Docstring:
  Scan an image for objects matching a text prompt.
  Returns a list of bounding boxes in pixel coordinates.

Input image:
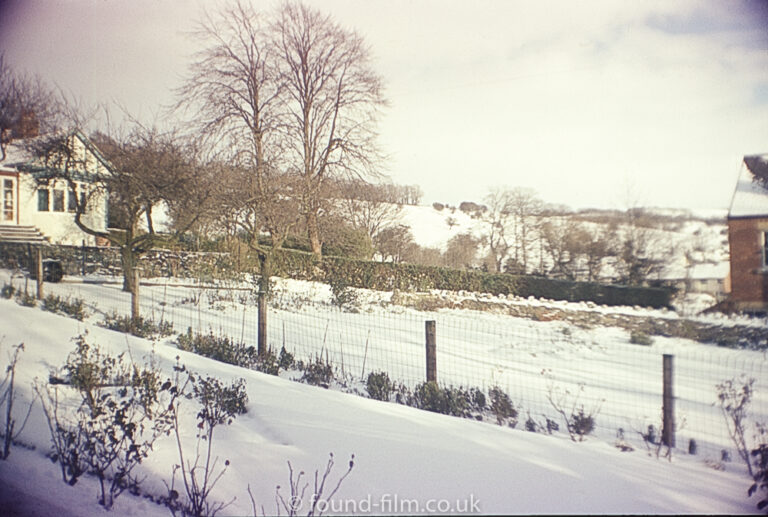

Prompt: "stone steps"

[0,225,49,243]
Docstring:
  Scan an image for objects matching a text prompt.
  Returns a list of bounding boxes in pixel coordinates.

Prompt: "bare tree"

[507,187,543,274]
[404,244,443,267]
[616,208,667,286]
[210,160,304,356]
[580,223,617,282]
[0,54,64,160]
[333,178,403,242]
[481,188,514,273]
[175,1,283,170]
[177,1,385,259]
[374,220,448,267]
[374,224,414,263]
[175,0,303,297]
[273,1,386,256]
[539,218,618,282]
[101,128,214,291]
[404,185,423,206]
[176,2,323,358]
[443,233,480,270]
[385,184,422,206]
[540,218,583,280]
[218,162,302,253]
[164,160,228,248]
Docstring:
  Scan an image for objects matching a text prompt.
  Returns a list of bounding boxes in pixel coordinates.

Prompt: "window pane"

[53,190,64,212]
[37,189,49,211]
[764,231,768,267]
[68,189,77,212]
[2,180,12,222]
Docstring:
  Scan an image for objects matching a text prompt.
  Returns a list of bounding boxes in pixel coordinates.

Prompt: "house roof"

[728,154,768,219]
[0,130,114,179]
[0,141,34,170]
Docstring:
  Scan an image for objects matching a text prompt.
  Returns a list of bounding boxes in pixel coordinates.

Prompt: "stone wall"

[0,242,233,279]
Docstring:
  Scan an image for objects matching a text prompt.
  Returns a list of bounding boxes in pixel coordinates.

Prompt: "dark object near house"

[29,259,64,282]
[745,155,768,189]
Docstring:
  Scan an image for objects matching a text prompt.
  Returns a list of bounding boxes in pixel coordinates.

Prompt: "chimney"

[11,109,40,139]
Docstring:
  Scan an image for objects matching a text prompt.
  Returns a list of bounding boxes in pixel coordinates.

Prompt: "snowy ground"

[6,269,764,455]
[1,269,766,515]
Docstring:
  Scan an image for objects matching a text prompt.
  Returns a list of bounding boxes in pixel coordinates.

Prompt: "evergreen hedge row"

[267,248,672,309]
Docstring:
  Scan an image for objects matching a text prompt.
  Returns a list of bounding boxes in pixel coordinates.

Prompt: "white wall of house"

[17,174,107,245]
[1,133,110,246]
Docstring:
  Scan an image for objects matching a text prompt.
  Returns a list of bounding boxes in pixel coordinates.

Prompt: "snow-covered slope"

[399,204,485,250]
[395,203,729,287]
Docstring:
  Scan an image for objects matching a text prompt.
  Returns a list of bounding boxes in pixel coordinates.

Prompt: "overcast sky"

[1,0,767,211]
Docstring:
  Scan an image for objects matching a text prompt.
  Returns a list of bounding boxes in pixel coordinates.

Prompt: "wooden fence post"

[131,267,140,322]
[35,246,43,300]
[662,354,675,448]
[257,254,267,357]
[425,320,436,383]
[258,290,267,357]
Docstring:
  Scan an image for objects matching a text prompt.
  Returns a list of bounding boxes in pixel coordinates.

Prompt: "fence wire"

[12,274,768,462]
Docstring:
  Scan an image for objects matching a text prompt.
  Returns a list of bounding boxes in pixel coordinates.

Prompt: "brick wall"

[728,217,768,305]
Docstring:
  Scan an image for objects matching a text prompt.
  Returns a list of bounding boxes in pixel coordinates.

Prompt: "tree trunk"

[131,267,140,322]
[119,246,141,321]
[306,210,322,257]
[120,247,138,293]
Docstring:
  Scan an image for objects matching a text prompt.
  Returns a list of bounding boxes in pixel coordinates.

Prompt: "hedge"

[0,242,672,308]
[267,248,672,309]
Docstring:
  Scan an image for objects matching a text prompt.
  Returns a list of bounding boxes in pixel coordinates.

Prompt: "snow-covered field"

[1,268,767,515]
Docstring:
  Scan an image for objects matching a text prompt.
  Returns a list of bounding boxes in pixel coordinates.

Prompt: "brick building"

[727,154,768,313]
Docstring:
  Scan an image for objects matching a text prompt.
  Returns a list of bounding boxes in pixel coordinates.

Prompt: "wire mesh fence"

[11,272,768,462]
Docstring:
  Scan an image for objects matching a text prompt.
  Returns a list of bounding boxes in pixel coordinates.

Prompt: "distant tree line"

[418,187,674,287]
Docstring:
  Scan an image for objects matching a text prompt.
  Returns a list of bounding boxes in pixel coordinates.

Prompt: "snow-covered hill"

[394,203,729,291]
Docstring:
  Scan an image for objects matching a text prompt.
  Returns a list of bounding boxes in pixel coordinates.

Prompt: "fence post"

[257,254,267,357]
[258,290,267,357]
[35,246,43,300]
[81,240,86,276]
[662,354,675,448]
[131,267,140,322]
[425,320,436,383]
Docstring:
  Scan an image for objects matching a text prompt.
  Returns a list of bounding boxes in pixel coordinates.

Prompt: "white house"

[0,131,110,245]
